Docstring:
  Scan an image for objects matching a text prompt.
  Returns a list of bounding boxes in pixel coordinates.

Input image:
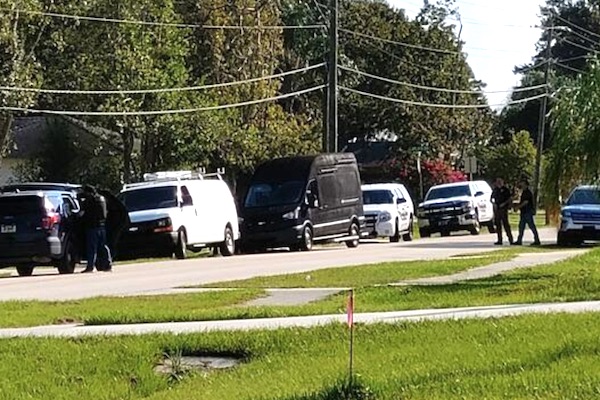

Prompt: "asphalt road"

[0,229,556,302]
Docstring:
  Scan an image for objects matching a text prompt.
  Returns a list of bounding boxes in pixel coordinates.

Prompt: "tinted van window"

[0,196,44,216]
[245,181,305,208]
[119,186,178,212]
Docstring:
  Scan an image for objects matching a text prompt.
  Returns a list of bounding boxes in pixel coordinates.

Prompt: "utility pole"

[533,19,553,205]
[325,0,339,153]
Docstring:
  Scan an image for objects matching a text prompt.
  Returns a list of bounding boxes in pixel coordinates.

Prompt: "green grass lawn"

[201,254,512,289]
[2,313,600,399]
[0,289,263,328]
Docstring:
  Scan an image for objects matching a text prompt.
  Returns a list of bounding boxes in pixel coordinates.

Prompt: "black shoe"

[512,241,522,246]
[494,242,503,246]
[81,268,94,274]
[531,241,541,246]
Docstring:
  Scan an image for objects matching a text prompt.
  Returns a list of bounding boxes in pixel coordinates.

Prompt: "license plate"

[0,225,16,234]
[438,220,450,226]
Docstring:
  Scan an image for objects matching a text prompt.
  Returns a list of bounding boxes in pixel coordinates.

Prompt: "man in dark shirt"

[80,185,112,273]
[514,179,541,246]
[491,178,514,245]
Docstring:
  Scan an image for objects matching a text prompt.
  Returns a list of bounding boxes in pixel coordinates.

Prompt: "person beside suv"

[80,185,112,273]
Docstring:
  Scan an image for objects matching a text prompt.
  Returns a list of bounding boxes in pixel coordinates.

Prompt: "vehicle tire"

[419,228,431,238]
[16,265,34,277]
[296,225,313,252]
[56,239,77,274]
[346,222,360,248]
[402,218,414,242]
[174,229,188,260]
[220,225,235,257]
[557,232,569,247]
[469,213,481,236]
[441,230,451,237]
[390,219,401,243]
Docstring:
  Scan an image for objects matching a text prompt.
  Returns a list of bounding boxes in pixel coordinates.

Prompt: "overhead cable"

[0,63,326,95]
[555,62,584,74]
[339,28,461,55]
[3,8,326,30]
[340,86,547,109]
[340,66,548,94]
[561,38,599,54]
[555,14,600,40]
[0,85,326,116]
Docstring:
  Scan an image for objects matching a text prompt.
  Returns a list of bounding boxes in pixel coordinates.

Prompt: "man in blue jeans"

[513,179,541,246]
[80,186,112,273]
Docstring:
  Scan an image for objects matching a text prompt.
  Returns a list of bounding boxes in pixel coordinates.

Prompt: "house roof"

[8,117,48,159]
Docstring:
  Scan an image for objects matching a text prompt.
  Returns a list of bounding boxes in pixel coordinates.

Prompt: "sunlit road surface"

[0,229,556,301]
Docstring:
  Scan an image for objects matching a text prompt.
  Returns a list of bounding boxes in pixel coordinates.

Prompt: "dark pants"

[86,226,112,271]
[517,212,540,244]
[495,208,513,244]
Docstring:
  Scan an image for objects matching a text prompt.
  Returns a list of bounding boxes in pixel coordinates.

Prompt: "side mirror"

[307,194,319,209]
[396,198,407,204]
[475,191,484,197]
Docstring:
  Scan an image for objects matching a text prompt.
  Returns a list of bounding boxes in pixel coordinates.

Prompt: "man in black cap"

[80,185,112,273]
[491,177,514,245]
[514,178,541,246]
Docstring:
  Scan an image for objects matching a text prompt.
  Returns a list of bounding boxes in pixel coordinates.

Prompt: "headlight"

[156,217,172,227]
[561,210,572,218]
[283,208,300,220]
[379,212,392,222]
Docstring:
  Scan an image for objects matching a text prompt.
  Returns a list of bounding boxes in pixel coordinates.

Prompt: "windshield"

[567,188,600,206]
[426,185,471,201]
[363,190,394,205]
[119,186,178,212]
[245,181,305,208]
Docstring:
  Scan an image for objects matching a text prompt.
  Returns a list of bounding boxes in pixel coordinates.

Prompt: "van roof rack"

[122,168,225,190]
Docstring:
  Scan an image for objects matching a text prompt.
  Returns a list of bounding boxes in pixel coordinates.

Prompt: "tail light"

[41,213,61,230]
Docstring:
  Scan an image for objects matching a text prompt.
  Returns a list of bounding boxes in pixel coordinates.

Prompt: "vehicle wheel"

[402,218,414,242]
[346,222,360,248]
[56,240,77,274]
[16,265,34,277]
[220,226,235,257]
[299,226,314,252]
[419,228,431,238]
[441,230,451,237]
[390,220,401,243]
[174,230,188,260]
[469,214,481,236]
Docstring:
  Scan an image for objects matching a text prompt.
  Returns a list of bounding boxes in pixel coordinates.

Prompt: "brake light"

[153,225,173,233]
[41,213,61,230]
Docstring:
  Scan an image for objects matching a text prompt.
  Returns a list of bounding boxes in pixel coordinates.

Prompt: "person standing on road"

[80,185,113,273]
[513,179,541,246]
[491,178,514,245]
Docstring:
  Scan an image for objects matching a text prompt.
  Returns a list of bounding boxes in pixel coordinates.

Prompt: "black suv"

[0,189,81,276]
[0,183,129,276]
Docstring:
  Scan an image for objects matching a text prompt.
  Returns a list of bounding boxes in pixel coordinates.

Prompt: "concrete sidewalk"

[394,250,585,286]
[2,300,600,339]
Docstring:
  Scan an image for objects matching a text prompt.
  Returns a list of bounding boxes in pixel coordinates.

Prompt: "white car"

[417,181,494,237]
[362,183,415,242]
[118,171,240,259]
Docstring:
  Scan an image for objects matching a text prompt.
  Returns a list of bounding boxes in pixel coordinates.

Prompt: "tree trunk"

[0,112,14,167]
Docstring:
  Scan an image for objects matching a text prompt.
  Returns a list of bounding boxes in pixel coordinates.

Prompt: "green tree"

[480,130,536,187]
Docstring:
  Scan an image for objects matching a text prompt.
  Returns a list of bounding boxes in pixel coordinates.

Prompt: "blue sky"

[387,0,546,107]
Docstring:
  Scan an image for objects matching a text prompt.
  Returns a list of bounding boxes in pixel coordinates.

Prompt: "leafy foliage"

[479,130,536,187]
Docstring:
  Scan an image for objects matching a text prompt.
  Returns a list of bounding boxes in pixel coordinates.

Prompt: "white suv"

[117,171,240,259]
[417,181,494,237]
[362,183,415,242]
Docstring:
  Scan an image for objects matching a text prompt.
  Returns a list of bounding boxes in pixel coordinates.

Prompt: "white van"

[362,183,415,242]
[117,171,239,259]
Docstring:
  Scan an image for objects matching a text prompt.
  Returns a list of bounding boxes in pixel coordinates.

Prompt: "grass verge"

[0,289,263,328]
[2,313,600,399]
[200,254,512,289]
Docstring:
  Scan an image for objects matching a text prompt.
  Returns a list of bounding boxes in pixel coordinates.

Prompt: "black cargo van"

[240,154,365,252]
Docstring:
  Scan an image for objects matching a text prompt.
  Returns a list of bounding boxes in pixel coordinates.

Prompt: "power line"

[0,63,326,95]
[558,25,600,48]
[554,14,600,41]
[0,85,326,116]
[559,54,591,63]
[339,66,547,95]
[561,38,599,54]
[339,28,461,55]
[555,62,584,74]
[340,86,547,109]
[3,8,326,30]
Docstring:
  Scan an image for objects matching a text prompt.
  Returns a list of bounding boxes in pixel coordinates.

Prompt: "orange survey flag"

[347,289,354,328]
